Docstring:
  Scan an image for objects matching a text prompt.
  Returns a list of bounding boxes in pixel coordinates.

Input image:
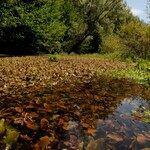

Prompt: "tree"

[120,20,150,59]
[0,0,136,55]
[64,0,130,54]
[0,0,66,54]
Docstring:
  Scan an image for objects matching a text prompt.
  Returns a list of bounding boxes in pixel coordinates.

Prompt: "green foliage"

[0,0,66,54]
[110,68,150,86]
[0,119,19,149]
[79,36,94,53]
[135,59,150,72]
[101,34,126,53]
[120,21,150,59]
[0,0,149,56]
[48,54,58,62]
[4,128,19,145]
[84,53,150,86]
[132,108,150,123]
[0,119,6,134]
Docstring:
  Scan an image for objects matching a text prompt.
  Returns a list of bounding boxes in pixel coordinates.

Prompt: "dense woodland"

[0,0,150,59]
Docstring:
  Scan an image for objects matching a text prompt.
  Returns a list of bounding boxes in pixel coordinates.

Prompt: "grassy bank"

[49,53,150,86]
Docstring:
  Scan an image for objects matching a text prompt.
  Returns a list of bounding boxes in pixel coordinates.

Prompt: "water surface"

[60,97,150,150]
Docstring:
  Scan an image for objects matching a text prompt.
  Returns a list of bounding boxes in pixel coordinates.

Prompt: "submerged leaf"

[86,139,105,150]
[137,134,150,144]
[107,133,123,142]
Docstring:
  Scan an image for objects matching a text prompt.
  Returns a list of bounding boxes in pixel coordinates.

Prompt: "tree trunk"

[68,28,94,54]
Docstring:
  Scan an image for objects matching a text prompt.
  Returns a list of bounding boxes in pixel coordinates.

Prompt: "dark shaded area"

[0,25,45,55]
[89,31,102,53]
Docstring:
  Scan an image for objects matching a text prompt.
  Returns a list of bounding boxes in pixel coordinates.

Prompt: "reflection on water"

[62,97,150,150]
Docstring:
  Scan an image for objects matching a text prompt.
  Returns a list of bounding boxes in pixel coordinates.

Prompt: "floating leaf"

[87,128,96,136]
[14,117,24,125]
[40,118,49,129]
[24,118,38,130]
[15,107,23,113]
[34,136,50,150]
[44,103,52,112]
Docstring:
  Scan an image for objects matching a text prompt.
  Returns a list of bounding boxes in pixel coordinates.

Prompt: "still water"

[58,97,150,150]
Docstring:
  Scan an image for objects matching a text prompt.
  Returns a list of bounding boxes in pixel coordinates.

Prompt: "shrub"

[48,54,58,62]
[101,34,126,54]
[120,21,150,59]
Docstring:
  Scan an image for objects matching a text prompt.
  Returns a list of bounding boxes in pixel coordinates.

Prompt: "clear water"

[59,97,150,150]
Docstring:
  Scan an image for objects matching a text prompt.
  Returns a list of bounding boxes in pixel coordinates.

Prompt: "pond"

[56,97,150,150]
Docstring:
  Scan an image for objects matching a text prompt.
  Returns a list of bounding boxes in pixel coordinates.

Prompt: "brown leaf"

[62,122,69,130]
[14,117,24,125]
[15,107,23,113]
[40,136,50,146]
[26,105,37,111]
[20,134,32,141]
[44,103,52,112]
[87,128,96,136]
[137,134,150,144]
[40,118,49,129]
[29,112,39,118]
[87,139,105,150]
[58,118,65,126]
[107,133,123,142]
[24,118,38,130]
[81,122,90,128]
[34,136,50,150]
[56,101,66,109]
[143,132,150,139]
[74,111,81,117]
[34,143,40,150]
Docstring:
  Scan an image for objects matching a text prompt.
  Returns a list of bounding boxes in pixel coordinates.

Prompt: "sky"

[124,0,149,23]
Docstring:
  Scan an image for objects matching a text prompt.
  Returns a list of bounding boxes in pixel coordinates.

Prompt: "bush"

[101,34,126,54]
[120,21,150,59]
[0,0,66,55]
[0,25,43,55]
[48,54,58,62]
